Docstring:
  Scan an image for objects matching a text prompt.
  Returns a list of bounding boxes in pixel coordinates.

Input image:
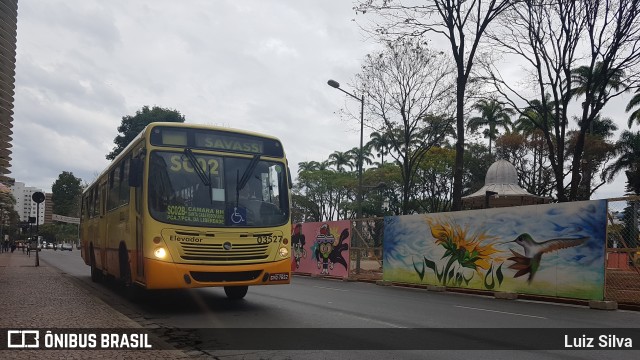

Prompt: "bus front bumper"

[142,258,291,289]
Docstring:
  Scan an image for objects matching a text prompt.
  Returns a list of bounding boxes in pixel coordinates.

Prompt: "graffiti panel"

[292,221,351,279]
[383,200,606,300]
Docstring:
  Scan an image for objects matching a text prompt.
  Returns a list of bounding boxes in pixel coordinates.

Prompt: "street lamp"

[327,79,365,273]
[32,191,45,267]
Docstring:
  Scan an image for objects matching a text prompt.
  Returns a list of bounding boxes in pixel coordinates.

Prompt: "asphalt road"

[39,249,640,359]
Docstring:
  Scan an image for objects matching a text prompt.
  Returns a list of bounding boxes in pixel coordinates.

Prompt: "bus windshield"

[148,150,289,227]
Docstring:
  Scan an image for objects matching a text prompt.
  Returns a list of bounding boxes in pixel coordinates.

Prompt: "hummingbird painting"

[507,233,588,283]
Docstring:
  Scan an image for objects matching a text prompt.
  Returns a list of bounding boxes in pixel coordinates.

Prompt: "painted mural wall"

[383,200,607,300]
[291,220,351,279]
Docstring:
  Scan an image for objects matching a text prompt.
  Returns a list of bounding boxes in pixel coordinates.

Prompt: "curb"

[295,274,640,311]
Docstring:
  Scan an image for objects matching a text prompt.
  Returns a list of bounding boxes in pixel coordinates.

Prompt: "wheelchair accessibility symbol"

[230,207,247,225]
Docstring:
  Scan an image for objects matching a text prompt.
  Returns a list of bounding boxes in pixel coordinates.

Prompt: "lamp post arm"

[336,86,362,103]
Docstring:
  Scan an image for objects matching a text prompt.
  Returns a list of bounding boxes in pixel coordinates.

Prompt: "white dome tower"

[462,159,551,209]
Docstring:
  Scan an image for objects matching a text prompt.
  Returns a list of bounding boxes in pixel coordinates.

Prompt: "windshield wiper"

[184,148,211,187]
[184,148,213,204]
[236,154,260,204]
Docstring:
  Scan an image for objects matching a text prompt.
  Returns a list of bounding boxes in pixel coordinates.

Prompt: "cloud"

[10,0,632,201]
[11,0,374,192]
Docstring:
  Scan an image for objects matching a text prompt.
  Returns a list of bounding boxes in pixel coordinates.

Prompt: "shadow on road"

[82,274,269,316]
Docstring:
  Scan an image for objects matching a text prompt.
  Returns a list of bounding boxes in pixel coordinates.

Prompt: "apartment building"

[0,0,18,184]
[10,181,45,225]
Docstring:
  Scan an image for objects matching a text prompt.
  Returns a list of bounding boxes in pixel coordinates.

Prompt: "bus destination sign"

[150,126,284,157]
[194,133,263,154]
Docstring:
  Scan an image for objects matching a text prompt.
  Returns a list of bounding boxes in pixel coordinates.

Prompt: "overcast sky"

[11,0,632,199]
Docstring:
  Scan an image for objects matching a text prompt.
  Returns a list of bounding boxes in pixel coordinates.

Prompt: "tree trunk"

[452,77,467,211]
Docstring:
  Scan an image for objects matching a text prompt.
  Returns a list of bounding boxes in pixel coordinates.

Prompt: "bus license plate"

[269,273,289,281]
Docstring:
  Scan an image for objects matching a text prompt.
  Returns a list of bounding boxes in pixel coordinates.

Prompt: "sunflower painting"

[414,217,506,289]
[382,200,607,300]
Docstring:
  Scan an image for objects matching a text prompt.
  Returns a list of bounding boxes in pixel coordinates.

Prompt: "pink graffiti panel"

[291,220,351,278]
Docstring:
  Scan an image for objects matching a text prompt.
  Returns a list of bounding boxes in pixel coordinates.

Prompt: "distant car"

[59,243,73,251]
[45,243,53,249]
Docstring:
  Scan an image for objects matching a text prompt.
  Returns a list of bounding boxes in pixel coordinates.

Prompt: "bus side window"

[100,184,107,216]
[120,158,130,206]
[81,195,87,220]
[92,188,99,218]
[108,167,119,211]
[129,157,143,187]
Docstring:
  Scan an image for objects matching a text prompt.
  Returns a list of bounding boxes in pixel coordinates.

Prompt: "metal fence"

[605,196,640,305]
[346,197,640,305]
[349,218,384,281]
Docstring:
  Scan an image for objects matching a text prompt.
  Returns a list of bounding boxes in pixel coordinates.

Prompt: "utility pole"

[32,192,45,267]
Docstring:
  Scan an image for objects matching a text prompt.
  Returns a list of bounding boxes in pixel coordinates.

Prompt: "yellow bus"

[80,122,292,299]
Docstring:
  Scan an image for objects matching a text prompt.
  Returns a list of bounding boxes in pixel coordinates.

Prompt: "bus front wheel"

[224,286,248,300]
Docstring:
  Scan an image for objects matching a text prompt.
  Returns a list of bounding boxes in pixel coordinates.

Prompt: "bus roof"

[83,122,285,193]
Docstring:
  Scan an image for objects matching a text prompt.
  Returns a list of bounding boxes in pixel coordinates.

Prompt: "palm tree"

[603,131,640,247]
[348,146,373,166]
[298,161,319,174]
[626,89,640,129]
[367,131,393,166]
[603,130,640,184]
[467,98,515,155]
[572,115,618,199]
[328,151,354,172]
[568,62,628,201]
[577,115,618,139]
[513,98,556,196]
[298,160,331,174]
[570,62,624,101]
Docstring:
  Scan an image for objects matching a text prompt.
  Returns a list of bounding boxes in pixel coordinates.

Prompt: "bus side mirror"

[287,167,292,189]
[129,158,142,187]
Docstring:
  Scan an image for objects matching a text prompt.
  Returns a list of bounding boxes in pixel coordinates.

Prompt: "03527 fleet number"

[256,235,283,244]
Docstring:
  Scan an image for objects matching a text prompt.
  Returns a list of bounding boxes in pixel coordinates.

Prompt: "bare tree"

[485,0,640,201]
[354,39,456,214]
[567,0,640,200]
[355,0,514,210]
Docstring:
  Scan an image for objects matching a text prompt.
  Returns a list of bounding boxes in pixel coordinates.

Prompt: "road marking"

[313,285,349,292]
[455,305,547,319]
[347,314,406,328]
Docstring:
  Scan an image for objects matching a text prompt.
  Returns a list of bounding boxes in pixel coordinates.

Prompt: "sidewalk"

[0,250,192,359]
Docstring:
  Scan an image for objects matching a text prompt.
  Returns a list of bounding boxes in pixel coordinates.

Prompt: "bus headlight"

[278,247,289,258]
[154,247,167,259]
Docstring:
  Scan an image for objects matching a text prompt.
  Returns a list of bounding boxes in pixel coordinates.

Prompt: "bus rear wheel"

[224,286,248,300]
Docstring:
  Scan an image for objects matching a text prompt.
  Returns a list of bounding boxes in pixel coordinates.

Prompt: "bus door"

[135,184,144,281]
[98,183,109,272]
[130,156,145,282]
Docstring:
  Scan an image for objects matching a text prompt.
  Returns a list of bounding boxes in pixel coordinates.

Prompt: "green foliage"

[467,98,515,155]
[620,203,639,248]
[413,146,455,213]
[0,191,20,239]
[39,223,78,244]
[107,105,185,160]
[626,89,640,128]
[625,169,640,195]
[603,131,640,183]
[463,143,495,196]
[52,171,83,217]
[294,167,355,221]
